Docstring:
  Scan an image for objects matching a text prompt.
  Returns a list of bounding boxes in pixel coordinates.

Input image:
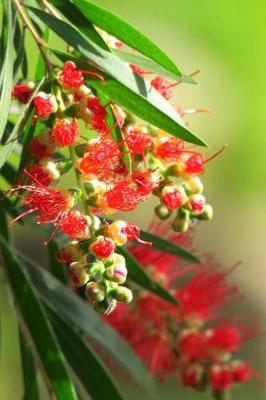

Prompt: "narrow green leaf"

[20,330,40,400]
[0,213,78,400]
[118,247,178,305]
[34,27,49,80]
[96,90,132,173]
[0,162,17,185]
[140,229,199,263]
[0,78,45,170]
[0,0,13,142]
[50,48,207,146]
[47,241,69,284]
[13,22,28,80]
[14,252,156,396]
[59,0,181,77]
[113,50,196,84]
[49,310,124,400]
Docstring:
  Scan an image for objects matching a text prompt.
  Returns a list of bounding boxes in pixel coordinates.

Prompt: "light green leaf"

[0,0,14,142]
[118,247,178,305]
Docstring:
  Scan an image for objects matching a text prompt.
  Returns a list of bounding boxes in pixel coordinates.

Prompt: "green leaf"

[0,0,14,143]
[48,309,124,400]
[0,213,78,400]
[113,50,196,84]
[58,0,181,78]
[47,240,69,284]
[139,229,199,263]
[0,78,45,170]
[50,48,206,146]
[13,22,28,80]
[0,162,17,185]
[118,247,178,305]
[20,330,40,400]
[15,252,156,397]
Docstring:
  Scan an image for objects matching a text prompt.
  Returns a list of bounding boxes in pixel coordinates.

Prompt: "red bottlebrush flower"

[124,126,153,156]
[12,83,34,103]
[162,185,187,211]
[51,119,79,147]
[60,210,91,239]
[151,76,174,99]
[30,140,52,159]
[121,222,140,241]
[87,96,109,134]
[185,153,205,175]
[26,164,52,186]
[176,268,239,322]
[78,136,123,182]
[33,92,57,119]
[104,171,156,211]
[60,61,84,90]
[155,137,184,162]
[182,365,203,387]
[232,361,253,383]
[207,323,242,353]
[90,236,116,260]
[211,365,233,390]
[179,332,207,360]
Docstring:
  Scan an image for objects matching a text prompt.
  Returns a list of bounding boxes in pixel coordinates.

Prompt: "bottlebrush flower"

[232,361,253,383]
[184,153,205,176]
[33,92,58,119]
[107,221,141,245]
[207,323,242,353]
[154,136,185,162]
[151,76,175,99]
[51,118,79,147]
[60,210,91,239]
[69,261,90,286]
[90,236,116,260]
[56,241,84,264]
[12,82,34,103]
[78,96,109,134]
[27,158,61,186]
[178,331,207,360]
[210,365,233,391]
[124,126,153,156]
[60,61,84,90]
[29,129,58,160]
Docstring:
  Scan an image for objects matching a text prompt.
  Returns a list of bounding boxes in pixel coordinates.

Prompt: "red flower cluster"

[104,223,261,397]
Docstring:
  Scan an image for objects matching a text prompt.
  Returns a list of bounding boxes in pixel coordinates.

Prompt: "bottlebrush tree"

[0,1,260,399]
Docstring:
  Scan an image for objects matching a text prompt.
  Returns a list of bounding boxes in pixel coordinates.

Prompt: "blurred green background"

[1,1,265,399]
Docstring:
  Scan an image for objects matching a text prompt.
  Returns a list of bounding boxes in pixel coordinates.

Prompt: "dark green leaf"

[0,0,14,142]
[50,48,206,146]
[140,229,199,263]
[60,0,181,77]
[0,162,17,185]
[0,78,45,170]
[0,212,78,400]
[15,252,155,396]
[49,310,124,400]
[47,241,69,284]
[118,247,178,305]
[113,50,196,83]
[13,22,28,80]
[20,330,40,400]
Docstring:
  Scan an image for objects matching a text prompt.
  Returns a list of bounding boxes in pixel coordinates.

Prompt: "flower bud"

[40,158,61,182]
[51,118,79,147]
[93,298,117,314]
[161,185,187,211]
[85,281,106,303]
[187,194,206,214]
[172,209,190,233]
[12,81,35,103]
[110,286,133,304]
[185,177,204,194]
[69,262,89,286]
[89,261,105,276]
[154,204,171,220]
[90,236,116,260]
[107,220,128,246]
[56,241,84,264]
[34,92,58,120]
[105,258,127,284]
[182,364,204,388]
[196,204,213,221]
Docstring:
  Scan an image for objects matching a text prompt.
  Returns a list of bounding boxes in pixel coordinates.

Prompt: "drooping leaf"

[0,213,78,400]
[0,0,14,143]
[52,0,181,78]
[14,251,156,397]
[139,229,199,263]
[19,330,40,400]
[48,309,125,400]
[50,48,207,146]
[113,50,196,84]
[118,247,178,305]
[0,78,45,170]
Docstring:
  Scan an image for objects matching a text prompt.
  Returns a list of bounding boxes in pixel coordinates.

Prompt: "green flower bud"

[110,286,133,304]
[172,209,190,233]
[154,204,171,220]
[93,298,117,314]
[196,204,213,221]
[85,281,106,303]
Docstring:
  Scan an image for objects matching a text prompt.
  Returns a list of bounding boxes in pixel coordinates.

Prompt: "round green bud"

[110,286,133,304]
[154,204,171,220]
[196,204,213,221]
[85,281,106,303]
[93,298,117,314]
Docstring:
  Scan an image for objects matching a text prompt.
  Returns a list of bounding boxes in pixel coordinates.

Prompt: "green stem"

[212,390,231,400]
[68,146,95,239]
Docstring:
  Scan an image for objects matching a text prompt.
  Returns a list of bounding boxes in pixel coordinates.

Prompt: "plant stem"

[12,0,53,74]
